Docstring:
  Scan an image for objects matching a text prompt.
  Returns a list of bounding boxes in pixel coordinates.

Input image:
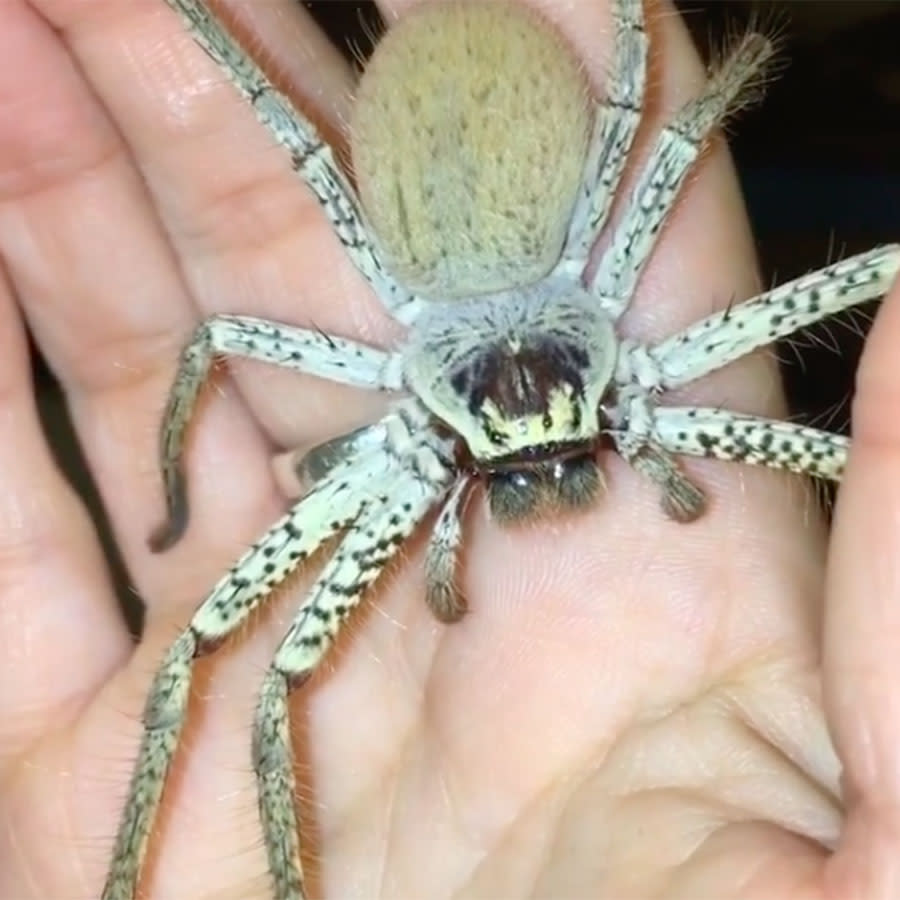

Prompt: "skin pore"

[0,0,898,897]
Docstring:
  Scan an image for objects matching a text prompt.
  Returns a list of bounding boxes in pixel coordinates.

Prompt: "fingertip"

[272,448,305,499]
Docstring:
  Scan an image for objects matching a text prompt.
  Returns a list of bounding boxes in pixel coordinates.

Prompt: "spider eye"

[482,421,508,447]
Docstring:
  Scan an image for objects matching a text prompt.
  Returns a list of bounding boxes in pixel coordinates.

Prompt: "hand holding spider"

[0,0,898,897]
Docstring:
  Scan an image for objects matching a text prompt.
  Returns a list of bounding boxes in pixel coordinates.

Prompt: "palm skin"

[0,0,898,897]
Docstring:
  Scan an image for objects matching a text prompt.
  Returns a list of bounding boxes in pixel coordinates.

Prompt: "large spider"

[102,0,899,898]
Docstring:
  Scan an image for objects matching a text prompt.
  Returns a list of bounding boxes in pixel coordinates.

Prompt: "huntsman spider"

[102,0,899,897]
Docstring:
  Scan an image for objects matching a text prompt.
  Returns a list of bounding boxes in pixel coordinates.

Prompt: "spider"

[102,0,899,898]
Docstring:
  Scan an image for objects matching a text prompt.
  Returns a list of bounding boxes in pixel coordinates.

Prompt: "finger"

[0,263,129,770]
[35,0,389,451]
[0,0,286,612]
[824,271,900,897]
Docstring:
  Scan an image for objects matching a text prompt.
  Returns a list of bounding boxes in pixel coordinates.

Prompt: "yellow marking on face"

[471,382,594,458]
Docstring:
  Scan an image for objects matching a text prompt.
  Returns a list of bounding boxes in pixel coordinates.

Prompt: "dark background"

[34,0,900,620]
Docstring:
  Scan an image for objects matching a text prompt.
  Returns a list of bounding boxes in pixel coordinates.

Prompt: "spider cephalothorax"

[102,1,899,899]
[404,280,618,519]
[359,1,618,521]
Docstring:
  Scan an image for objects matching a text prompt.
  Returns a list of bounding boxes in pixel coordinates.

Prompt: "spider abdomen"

[351,1,593,300]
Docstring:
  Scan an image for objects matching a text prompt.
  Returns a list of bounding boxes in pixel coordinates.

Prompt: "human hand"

[0,0,897,897]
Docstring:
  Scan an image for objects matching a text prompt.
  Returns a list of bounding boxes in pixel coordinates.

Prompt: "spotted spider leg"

[610,245,900,497]
[610,392,850,504]
[553,24,774,516]
[650,407,849,479]
[162,0,424,325]
[150,314,403,550]
[251,403,455,900]
[102,415,443,900]
[297,436,473,625]
[423,476,473,623]
[294,423,386,485]
[556,0,647,275]
[634,244,900,390]
[591,29,773,313]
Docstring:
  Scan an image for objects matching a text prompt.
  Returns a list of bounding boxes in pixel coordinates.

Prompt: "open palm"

[1,0,898,897]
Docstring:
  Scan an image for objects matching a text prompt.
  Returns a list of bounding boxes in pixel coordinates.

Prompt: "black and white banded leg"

[101,434,422,900]
[151,314,402,551]
[163,0,425,324]
[592,29,774,313]
[636,245,900,390]
[252,414,455,900]
[609,246,900,516]
[557,0,647,274]
[650,407,850,480]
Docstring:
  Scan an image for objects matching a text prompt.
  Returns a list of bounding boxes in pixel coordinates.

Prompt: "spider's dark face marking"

[449,334,591,446]
[447,331,602,461]
[453,336,589,417]
[436,330,613,522]
[403,281,620,481]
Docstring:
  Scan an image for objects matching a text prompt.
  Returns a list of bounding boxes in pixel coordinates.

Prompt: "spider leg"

[626,245,900,391]
[623,442,708,522]
[298,435,474,626]
[608,392,848,516]
[151,313,403,552]
[649,406,849,480]
[252,419,455,900]
[606,395,707,521]
[162,0,424,324]
[591,29,773,314]
[424,476,473,623]
[101,436,404,900]
[611,246,898,511]
[294,422,387,485]
[556,0,647,278]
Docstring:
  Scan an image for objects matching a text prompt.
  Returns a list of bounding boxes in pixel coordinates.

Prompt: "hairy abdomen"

[351,1,592,299]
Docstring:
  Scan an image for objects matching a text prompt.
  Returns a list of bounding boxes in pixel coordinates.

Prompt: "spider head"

[405,285,619,522]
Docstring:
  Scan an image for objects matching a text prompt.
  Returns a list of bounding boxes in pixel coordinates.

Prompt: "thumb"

[824,268,900,897]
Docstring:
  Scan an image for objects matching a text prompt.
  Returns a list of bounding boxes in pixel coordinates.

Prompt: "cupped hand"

[0,0,897,897]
